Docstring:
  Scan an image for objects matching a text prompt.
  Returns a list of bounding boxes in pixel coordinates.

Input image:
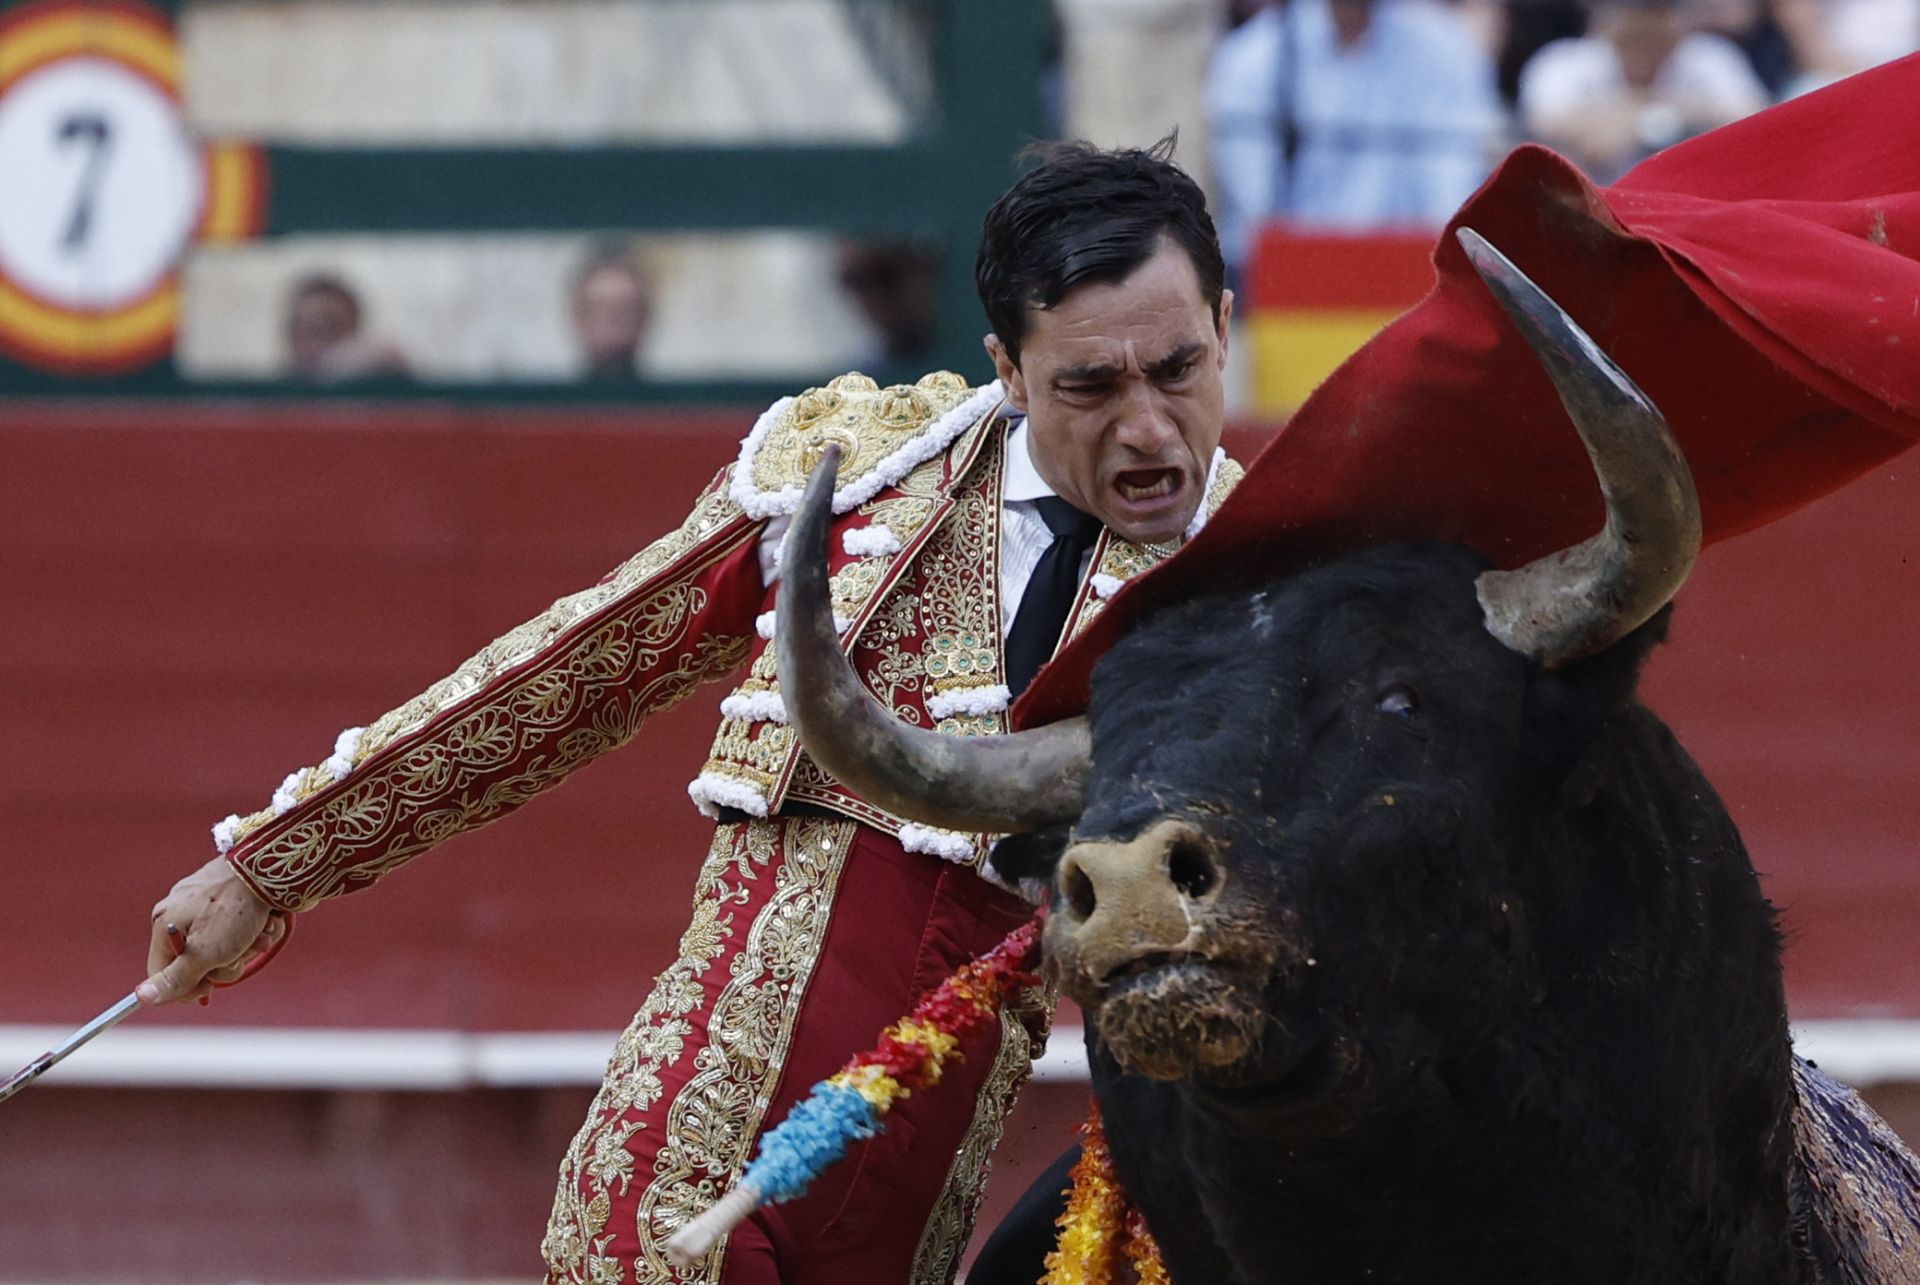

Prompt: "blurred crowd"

[273,0,1916,383]
[278,235,943,385]
[1207,0,1916,273]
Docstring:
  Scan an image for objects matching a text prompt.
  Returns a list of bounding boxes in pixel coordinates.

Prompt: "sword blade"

[0,991,142,1104]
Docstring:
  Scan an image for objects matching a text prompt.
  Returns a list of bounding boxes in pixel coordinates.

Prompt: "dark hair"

[571,238,650,301]
[975,136,1225,366]
[289,272,362,325]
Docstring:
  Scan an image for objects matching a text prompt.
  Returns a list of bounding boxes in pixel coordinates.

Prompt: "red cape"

[1019,53,1920,727]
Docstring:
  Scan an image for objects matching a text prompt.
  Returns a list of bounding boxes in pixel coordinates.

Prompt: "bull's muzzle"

[1053,817,1225,983]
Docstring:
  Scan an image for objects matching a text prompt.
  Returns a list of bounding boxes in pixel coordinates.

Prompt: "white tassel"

[899,823,978,864]
[757,609,852,641]
[688,772,770,819]
[926,685,1011,721]
[842,524,903,558]
[1090,573,1126,600]
[270,770,305,816]
[211,814,243,855]
[720,690,789,724]
[323,726,366,781]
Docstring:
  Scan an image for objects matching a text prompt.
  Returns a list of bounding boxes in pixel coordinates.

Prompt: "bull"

[773,233,1920,1284]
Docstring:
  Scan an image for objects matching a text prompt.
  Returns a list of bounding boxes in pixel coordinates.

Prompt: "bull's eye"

[1376,683,1420,719]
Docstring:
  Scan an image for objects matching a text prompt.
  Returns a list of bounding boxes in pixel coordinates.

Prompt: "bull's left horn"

[1459,229,1702,668]
[775,447,1091,833]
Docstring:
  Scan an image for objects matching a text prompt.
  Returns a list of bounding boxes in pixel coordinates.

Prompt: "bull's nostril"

[1168,837,1218,899]
[1062,862,1097,922]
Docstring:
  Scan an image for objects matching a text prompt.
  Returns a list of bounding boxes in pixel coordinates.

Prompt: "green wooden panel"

[261,146,956,236]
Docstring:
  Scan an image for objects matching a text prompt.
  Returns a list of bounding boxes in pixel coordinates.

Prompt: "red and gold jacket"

[219,371,1241,912]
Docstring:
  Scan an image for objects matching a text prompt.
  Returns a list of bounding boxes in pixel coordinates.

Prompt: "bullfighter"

[138,140,1245,1284]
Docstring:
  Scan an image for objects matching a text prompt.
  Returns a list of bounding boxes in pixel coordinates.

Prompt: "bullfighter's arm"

[214,463,763,914]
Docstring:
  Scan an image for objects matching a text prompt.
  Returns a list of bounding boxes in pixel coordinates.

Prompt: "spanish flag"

[1243,226,1434,416]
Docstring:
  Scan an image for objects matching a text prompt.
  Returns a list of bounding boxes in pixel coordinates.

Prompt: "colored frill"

[1044,1102,1169,1285]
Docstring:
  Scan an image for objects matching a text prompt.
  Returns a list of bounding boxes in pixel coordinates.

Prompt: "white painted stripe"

[1789,1020,1920,1086]
[0,1027,614,1091]
[1031,1026,1089,1083]
[0,1020,1912,1090]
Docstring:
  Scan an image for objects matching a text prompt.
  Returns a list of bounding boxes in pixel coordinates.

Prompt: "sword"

[0,991,142,1104]
[0,911,295,1105]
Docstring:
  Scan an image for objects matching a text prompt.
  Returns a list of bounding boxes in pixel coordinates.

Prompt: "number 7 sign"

[0,0,262,374]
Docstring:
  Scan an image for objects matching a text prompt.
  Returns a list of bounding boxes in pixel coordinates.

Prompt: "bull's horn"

[1459,229,1702,668]
[775,446,1092,833]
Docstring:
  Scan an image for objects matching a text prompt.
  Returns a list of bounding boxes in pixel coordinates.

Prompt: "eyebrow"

[1145,343,1206,377]
[1052,343,1206,388]
[1052,361,1122,387]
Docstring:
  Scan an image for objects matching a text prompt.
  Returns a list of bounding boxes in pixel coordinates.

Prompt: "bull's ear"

[1523,605,1674,800]
[988,824,1074,896]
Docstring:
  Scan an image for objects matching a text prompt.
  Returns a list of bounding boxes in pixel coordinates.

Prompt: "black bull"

[773,238,1920,1283]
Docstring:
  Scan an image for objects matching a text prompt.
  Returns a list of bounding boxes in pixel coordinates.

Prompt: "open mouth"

[1092,953,1267,1080]
[1102,949,1210,989]
[1114,467,1183,505]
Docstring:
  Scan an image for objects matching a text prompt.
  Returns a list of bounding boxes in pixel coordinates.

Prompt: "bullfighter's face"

[986,236,1232,547]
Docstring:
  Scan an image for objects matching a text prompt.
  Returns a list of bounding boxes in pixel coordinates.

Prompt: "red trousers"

[542,816,1036,1284]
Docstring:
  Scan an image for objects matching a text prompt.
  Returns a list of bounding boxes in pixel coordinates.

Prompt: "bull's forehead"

[1078,545,1511,835]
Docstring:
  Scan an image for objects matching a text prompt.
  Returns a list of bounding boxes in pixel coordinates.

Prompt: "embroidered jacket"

[221,371,1242,912]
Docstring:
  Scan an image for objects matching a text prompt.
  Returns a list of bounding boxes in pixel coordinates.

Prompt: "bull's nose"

[1055,818,1224,974]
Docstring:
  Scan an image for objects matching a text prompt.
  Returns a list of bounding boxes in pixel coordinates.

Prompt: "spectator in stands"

[1206,0,1506,275]
[569,241,654,383]
[836,239,940,371]
[1499,0,1592,103]
[1690,0,1801,96]
[284,273,410,383]
[1772,0,1918,94]
[1518,0,1769,183]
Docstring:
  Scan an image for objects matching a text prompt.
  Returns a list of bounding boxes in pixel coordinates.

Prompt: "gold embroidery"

[933,712,1002,738]
[916,432,1007,714]
[636,817,861,1282]
[695,408,1010,812]
[829,557,888,615]
[540,822,789,1284]
[924,634,999,691]
[859,494,937,534]
[747,371,975,500]
[226,471,757,911]
[909,1003,1048,1284]
[896,454,949,501]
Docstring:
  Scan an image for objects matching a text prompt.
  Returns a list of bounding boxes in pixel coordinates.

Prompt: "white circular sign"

[0,56,204,311]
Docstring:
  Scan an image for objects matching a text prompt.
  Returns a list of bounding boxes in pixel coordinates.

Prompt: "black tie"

[1005,496,1103,696]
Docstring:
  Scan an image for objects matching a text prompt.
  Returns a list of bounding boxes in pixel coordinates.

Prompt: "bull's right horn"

[775,447,1092,834]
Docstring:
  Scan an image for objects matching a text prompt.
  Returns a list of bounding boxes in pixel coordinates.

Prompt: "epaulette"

[728,371,1006,519]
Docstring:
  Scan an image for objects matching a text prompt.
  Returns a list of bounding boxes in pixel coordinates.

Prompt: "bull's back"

[1794,1059,1920,1282]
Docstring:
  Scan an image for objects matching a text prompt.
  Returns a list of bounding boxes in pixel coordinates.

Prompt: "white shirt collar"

[1003,417,1058,503]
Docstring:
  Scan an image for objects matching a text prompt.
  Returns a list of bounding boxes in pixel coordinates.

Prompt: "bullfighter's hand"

[138,857,280,1005]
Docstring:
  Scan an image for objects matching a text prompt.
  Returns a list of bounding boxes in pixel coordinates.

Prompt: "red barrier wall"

[1,400,749,1035]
